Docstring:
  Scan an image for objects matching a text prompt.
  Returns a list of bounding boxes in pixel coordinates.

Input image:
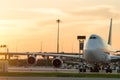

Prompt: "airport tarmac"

[8,66,119,74]
[0,77,120,80]
[1,67,119,80]
[8,66,78,73]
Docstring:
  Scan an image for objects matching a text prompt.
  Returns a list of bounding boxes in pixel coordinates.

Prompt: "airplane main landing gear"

[90,67,99,72]
[105,65,112,73]
[90,64,99,72]
[78,64,86,72]
[79,68,86,72]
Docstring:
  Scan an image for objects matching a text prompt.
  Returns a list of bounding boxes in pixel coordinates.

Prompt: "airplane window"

[90,36,96,39]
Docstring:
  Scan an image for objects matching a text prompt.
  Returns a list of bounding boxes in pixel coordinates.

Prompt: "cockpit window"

[90,36,96,39]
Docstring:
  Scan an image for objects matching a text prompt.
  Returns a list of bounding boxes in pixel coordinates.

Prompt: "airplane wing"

[41,52,84,60]
[41,53,85,68]
[0,52,84,59]
[0,52,85,68]
[110,55,120,62]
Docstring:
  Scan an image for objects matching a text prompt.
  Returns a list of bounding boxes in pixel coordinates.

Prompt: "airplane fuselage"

[84,34,114,64]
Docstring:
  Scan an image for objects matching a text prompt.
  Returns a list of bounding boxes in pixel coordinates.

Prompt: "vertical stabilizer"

[108,18,112,45]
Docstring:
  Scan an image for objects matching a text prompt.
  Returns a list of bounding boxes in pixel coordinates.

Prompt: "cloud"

[65,5,120,19]
[0,7,68,25]
[24,8,65,15]
[0,5,120,36]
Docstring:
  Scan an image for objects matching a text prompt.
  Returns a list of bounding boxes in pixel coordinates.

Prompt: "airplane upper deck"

[85,34,107,50]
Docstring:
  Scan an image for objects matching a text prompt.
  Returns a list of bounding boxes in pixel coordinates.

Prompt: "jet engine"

[52,57,63,68]
[27,54,36,65]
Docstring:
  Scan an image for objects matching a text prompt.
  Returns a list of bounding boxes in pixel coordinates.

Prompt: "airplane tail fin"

[108,18,112,45]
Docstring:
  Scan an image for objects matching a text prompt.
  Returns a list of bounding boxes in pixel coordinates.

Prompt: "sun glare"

[0,0,119,52]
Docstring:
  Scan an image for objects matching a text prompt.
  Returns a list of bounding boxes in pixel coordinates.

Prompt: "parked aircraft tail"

[108,18,112,45]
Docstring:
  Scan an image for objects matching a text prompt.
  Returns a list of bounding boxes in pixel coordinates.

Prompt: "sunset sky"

[0,0,120,53]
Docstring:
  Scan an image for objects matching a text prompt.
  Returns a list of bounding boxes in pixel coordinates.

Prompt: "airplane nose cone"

[84,50,95,61]
[84,49,108,63]
[84,50,102,63]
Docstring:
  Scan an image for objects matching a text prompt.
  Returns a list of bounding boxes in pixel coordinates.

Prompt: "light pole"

[41,41,43,53]
[56,19,60,54]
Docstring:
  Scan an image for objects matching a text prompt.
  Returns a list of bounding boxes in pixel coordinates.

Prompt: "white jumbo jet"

[41,18,120,72]
[2,18,120,73]
[83,18,120,72]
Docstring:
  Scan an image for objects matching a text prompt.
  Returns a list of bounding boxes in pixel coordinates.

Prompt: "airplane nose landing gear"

[90,64,99,72]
